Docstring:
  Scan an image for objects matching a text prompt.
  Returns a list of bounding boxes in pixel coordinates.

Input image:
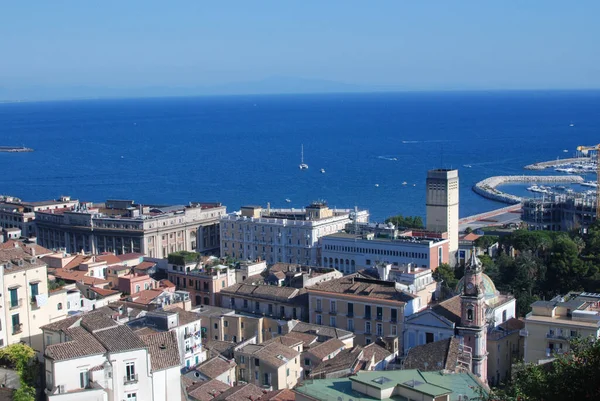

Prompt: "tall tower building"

[426,169,459,262]
[458,252,488,382]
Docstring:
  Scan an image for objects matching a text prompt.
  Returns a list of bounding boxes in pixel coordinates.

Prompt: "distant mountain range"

[0,77,401,102]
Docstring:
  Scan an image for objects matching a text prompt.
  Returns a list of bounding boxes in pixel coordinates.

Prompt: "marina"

[473,175,585,204]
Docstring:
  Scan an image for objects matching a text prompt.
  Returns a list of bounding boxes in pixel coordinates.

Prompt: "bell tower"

[458,251,488,382]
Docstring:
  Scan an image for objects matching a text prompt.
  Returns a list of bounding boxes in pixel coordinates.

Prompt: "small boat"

[299,144,308,170]
[402,181,407,185]
[285,199,291,203]
[570,123,575,127]
[320,168,325,173]
[413,184,416,187]
[563,149,569,153]
[375,184,380,187]
[463,164,472,168]
[581,181,598,188]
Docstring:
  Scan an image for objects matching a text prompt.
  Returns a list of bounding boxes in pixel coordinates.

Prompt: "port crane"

[576,144,600,219]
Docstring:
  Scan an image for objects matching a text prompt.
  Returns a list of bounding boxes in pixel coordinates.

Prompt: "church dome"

[455,273,499,300]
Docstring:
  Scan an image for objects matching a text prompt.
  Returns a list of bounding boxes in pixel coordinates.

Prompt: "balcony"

[184,332,194,339]
[123,374,138,384]
[346,313,354,318]
[12,324,23,335]
[315,308,322,313]
[364,315,371,320]
[329,310,337,316]
[9,299,22,310]
[546,332,569,341]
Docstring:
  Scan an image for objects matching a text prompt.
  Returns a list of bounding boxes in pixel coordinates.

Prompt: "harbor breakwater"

[0,146,33,153]
[473,175,585,204]
[524,156,591,170]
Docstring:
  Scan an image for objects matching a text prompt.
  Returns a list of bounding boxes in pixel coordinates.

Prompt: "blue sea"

[1,91,599,221]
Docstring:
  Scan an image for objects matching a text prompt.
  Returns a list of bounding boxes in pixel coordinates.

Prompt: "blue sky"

[1,1,599,97]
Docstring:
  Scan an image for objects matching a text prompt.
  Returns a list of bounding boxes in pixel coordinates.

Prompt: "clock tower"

[458,251,488,382]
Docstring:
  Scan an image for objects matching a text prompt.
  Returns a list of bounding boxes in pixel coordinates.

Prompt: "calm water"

[1,91,599,221]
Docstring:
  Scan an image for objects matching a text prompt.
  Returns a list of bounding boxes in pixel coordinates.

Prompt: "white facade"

[220,204,368,266]
[426,169,459,258]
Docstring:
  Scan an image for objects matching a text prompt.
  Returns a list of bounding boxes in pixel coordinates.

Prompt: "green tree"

[0,344,37,401]
[433,263,458,298]
[486,337,600,401]
[384,214,424,229]
[474,235,499,250]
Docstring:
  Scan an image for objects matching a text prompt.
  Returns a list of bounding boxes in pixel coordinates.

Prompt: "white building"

[42,311,182,401]
[321,232,449,273]
[128,306,206,370]
[220,203,368,266]
[426,169,459,262]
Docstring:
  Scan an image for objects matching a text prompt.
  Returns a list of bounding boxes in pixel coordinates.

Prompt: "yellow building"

[524,292,600,364]
[487,318,525,386]
[0,245,68,357]
[307,274,417,352]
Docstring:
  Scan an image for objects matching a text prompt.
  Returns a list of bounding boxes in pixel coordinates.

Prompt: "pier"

[473,175,585,204]
[524,156,591,170]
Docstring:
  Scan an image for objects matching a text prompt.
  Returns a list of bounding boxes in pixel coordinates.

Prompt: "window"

[214,323,218,329]
[330,300,337,313]
[125,362,136,382]
[426,332,434,343]
[376,307,383,320]
[126,394,137,401]
[570,330,578,338]
[347,319,354,331]
[255,358,260,367]
[263,373,270,386]
[29,282,39,302]
[467,308,474,321]
[222,280,225,288]
[224,321,229,328]
[316,299,322,311]
[347,303,354,317]
[286,368,290,377]
[502,310,507,323]
[316,314,322,325]
[330,316,336,328]
[79,370,89,388]
[391,308,397,322]
[240,355,245,363]
[9,288,18,308]
[364,305,371,319]
[11,314,20,334]
[305,358,311,366]
[376,323,383,336]
[243,299,248,308]
[57,303,63,310]
[391,325,397,336]
[365,321,371,334]
[268,304,273,314]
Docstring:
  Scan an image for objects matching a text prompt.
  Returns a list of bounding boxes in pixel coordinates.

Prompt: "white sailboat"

[299,145,308,170]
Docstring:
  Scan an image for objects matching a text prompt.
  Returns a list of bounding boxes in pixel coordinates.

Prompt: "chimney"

[30,247,36,257]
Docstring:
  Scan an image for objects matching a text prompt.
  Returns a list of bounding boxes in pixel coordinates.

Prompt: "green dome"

[455,273,499,300]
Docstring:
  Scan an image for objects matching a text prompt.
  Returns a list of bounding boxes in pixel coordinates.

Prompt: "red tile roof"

[96,254,121,265]
[462,233,482,241]
[135,261,156,270]
[160,279,175,288]
[117,253,144,261]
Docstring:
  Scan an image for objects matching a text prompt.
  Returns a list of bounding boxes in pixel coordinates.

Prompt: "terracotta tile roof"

[261,389,296,401]
[290,321,354,341]
[0,247,46,272]
[89,287,121,297]
[130,289,164,305]
[362,343,392,364]
[195,356,235,379]
[238,341,300,368]
[135,261,156,270]
[140,331,181,372]
[133,327,161,336]
[307,274,414,303]
[263,335,304,349]
[284,331,318,347]
[80,313,118,332]
[498,317,525,332]
[462,233,482,242]
[96,254,121,265]
[403,337,463,372]
[431,296,462,325]
[204,341,236,358]
[187,379,231,401]
[160,279,176,288]
[63,254,90,270]
[309,345,365,378]
[40,314,81,332]
[45,326,106,361]
[212,384,264,401]
[49,268,111,286]
[306,339,346,360]
[162,306,201,326]
[109,264,131,271]
[116,253,144,261]
[0,240,53,256]
[93,325,147,353]
[221,283,305,304]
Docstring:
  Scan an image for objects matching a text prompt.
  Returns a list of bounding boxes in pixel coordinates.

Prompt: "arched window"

[57,303,63,310]
[467,308,474,321]
[135,285,140,293]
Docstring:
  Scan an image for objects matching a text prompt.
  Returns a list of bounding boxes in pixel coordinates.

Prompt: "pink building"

[117,272,158,295]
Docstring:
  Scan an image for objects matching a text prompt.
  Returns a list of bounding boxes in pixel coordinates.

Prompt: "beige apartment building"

[524,292,600,364]
[307,274,417,352]
[487,318,525,387]
[0,196,78,238]
[220,202,368,266]
[35,199,226,257]
[0,245,68,357]
[234,340,301,390]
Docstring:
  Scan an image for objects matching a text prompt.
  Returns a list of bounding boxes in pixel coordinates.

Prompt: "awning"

[7,284,21,290]
[29,280,41,285]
